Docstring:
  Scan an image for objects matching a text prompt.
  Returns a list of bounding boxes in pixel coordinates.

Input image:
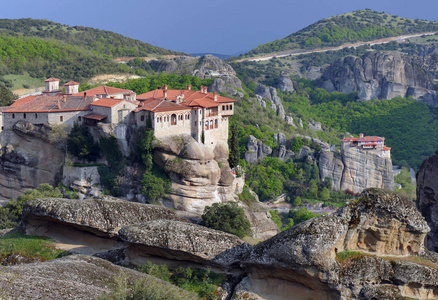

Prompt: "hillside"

[0,18,185,86]
[243,9,438,57]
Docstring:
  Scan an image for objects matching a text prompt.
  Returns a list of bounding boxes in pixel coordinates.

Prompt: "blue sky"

[1,0,438,54]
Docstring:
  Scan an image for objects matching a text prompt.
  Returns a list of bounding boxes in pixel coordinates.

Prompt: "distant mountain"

[0,18,185,85]
[244,9,438,56]
[191,53,231,60]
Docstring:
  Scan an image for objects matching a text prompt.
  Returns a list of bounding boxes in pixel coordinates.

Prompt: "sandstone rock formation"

[0,255,192,300]
[320,51,438,103]
[154,134,239,215]
[237,188,437,300]
[0,123,65,199]
[417,150,438,252]
[319,145,394,193]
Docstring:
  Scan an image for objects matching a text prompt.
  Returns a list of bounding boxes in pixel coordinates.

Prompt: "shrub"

[67,123,100,161]
[201,202,251,238]
[141,167,171,202]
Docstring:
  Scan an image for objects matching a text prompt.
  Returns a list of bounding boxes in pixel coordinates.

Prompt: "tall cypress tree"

[229,123,240,168]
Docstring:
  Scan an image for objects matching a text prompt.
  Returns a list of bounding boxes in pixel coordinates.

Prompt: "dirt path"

[235,31,438,62]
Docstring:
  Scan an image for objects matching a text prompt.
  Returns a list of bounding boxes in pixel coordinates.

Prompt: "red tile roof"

[64,81,79,86]
[44,77,60,82]
[362,143,377,146]
[91,98,123,108]
[358,136,385,142]
[5,94,94,113]
[73,86,131,97]
[383,147,391,151]
[137,99,190,113]
[137,89,235,109]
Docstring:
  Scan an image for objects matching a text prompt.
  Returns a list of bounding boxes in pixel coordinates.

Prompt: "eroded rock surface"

[320,51,438,103]
[319,145,394,193]
[0,255,190,300]
[119,220,251,268]
[238,188,436,299]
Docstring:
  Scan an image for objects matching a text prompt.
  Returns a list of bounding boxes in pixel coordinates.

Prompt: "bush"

[201,202,251,238]
[288,208,320,224]
[141,167,172,202]
[67,123,100,161]
[0,184,62,229]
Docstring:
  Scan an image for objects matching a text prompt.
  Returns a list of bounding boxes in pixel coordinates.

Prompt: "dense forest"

[242,9,438,56]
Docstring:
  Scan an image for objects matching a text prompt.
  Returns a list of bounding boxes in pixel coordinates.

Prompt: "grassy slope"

[243,9,438,57]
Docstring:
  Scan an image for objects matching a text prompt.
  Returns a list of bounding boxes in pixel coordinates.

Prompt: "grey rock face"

[20,197,188,237]
[277,145,295,162]
[417,150,438,252]
[285,116,296,127]
[320,51,438,103]
[298,146,313,159]
[119,220,250,267]
[319,151,344,190]
[308,120,322,131]
[244,135,272,164]
[239,189,434,299]
[255,84,286,118]
[254,84,272,101]
[319,145,394,193]
[277,72,294,93]
[273,132,286,146]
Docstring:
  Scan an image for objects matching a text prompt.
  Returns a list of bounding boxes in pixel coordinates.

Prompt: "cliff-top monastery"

[1,78,236,147]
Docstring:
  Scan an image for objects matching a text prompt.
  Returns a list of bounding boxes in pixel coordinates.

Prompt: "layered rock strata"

[319,145,394,193]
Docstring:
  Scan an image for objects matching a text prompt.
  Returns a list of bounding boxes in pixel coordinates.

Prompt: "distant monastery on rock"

[341,133,391,158]
[0,78,235,147]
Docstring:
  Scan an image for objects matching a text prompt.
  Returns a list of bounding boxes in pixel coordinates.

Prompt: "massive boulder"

[237,189,436,299]
[0,255,193,300]
[0,123,65,199]
[417,149,438,252]
[319,51,438,104]
[319,145,394,193]
[119,220,251,269]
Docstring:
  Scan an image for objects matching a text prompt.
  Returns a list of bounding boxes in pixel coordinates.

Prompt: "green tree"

[201,202,251,238]
[0,85,16,106]
[228,123,240,169]
[293,196,302,207]
[67,123,100,161]
[289,208,320,225]
[319,187,331,201]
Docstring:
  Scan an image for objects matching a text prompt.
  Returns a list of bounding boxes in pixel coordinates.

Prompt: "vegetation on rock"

[201,202,251,238]
[67,123,100,162]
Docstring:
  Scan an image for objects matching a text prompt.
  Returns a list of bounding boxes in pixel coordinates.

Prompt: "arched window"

[205,122,209,130]
[141,116,145,122]
[171,114,177,125]
[230,104,233,110]
[215,119,218,128]
[210,120,214,130]
[222,105,225,110]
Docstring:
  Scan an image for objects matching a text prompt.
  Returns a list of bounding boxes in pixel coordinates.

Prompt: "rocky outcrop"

[153,134,239,215]
[119,220,251,269]
[0,123,65,199]
[150,54,243,96]
[0,255,192,300]
[244,135,272,164]
[20,197,188,239]
[417,149,438,252]
[276,72,294,93]
[237,189,436,299]
[319,146,394,193]
[320,51,438,103]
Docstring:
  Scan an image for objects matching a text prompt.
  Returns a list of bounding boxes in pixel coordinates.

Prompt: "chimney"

[163,84,168,90]
[359,133,364,138]
[158,86,162,90]
[62,95,67,102]
[181,91,185,98]
[84,92,87,99]
[213,92,218,101]
[187,85,191,90]
[164,89,167,98]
